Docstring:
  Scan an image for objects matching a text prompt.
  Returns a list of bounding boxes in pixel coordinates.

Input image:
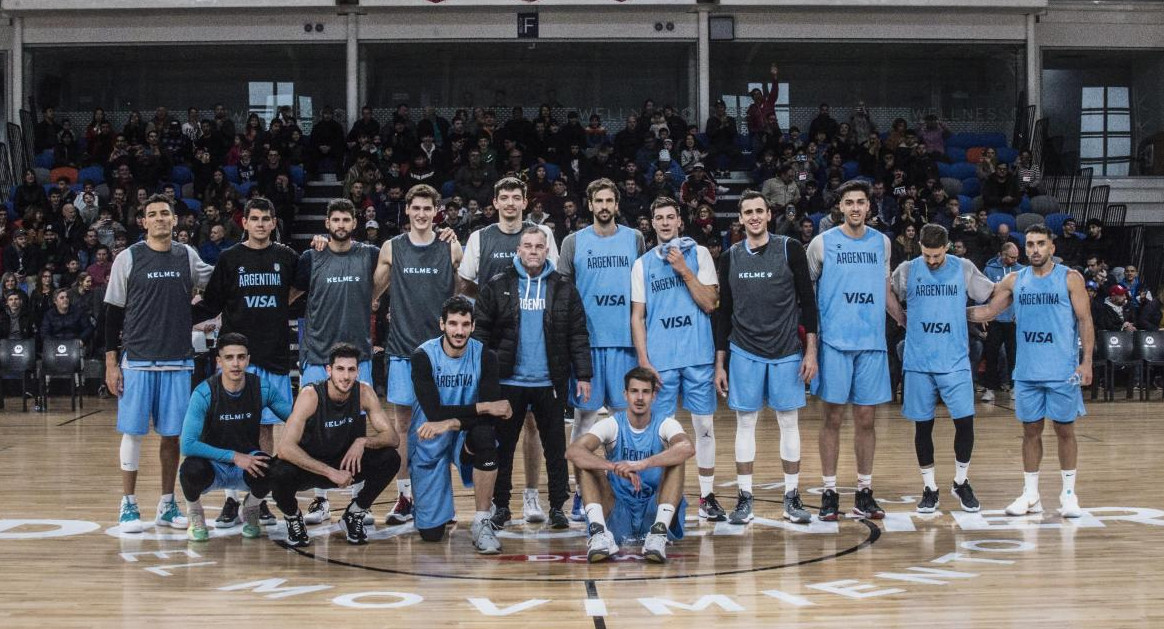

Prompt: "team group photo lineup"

[3,1,1164,625]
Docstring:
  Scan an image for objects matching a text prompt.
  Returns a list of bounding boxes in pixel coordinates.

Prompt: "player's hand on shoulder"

[310,234,329,251]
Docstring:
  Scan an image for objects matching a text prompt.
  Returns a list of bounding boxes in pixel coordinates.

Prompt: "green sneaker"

[241,493,262,538]
[187,509,209,542]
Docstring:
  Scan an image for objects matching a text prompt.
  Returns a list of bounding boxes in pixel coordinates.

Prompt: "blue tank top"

[410,336,482,468]
[641,246,714,371]
[903,255,969,373]
[1013,264,1078,381]
[606,411,667,497]
[818,227,887,351]
[573,225,638,348]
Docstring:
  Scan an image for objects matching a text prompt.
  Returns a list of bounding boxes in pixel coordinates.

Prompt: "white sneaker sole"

[951,488,981,512]
[214,517,242,529]
[155,517,188,529]
[917,504,938,514]
[1005,499,1043,516]
[120,519,144,534]
[728,513,754,525]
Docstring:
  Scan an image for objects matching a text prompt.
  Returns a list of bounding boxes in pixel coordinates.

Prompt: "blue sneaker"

[569,491,585,522]
[119,497,143,533]
[156,498,188,529]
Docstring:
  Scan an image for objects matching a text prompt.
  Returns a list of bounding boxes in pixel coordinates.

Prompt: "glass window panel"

[1107,137,1131,157]
[1080,137,1104,158]
[1108,114,1131,133]
[1080,113,1105,133]
[1081,87,1105,109]
[1105,161,1130,176]
[1107,87,1130,108]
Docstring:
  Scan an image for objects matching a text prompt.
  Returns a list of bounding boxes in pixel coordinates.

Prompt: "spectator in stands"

[92,207,126,249]
[41,225,72,272]
[818,205,843,233]
[4,229,41,283]
[646,167,677,202]
[1121,264,1142,302]
[808,103,839,143]
[975,147,998,182]
[950,213,990,268]
[1083,218,1113,265]
[14,170,49,218]
[348,106,381,152]
[907,141,940,184]
[29,268,57,323]
[858,134,883,178]
[849,101,877,146]
[705,99,739,175]
[344,151,381,195]
[797,180,827,215]
[918,114,951,156]
[795,216,815,246]
[86,245,112,288]
[614,115,646,163]
[869,181,899,228]
[1136,286,1163,331]
[982,162,1021,213]
[883,118,909,151]
[745,64,782,152]
[309,106,346,175]
[196,203,241,245]
[256,147,289,197]
[35,106,64,153]
[162,120,192,165]
[54,129,80,168]
[585,114,608,149]
[202,168,238,210]
[40,287,92,344]
[1095,284,1136,333]
[58,257,80,289]
[1015,149,1043,197]
[0,290,34,340]
[890,223,921,269]
[680,164,716,212]
[197,224,233,266]
[619,177,648,220]
[761,165,801,210]
[67,271,95,322]
[679,133,708,176]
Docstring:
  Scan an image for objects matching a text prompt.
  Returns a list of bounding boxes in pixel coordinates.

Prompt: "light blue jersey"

[409,336,482,529]
[816,227,888,351]
[640,246,714,371]
[599,410,687,543]
[903,255,969,373]
[573,225,639,348]
[1013,264,1078,382]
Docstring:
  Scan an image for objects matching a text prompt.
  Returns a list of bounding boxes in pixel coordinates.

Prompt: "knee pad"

[734,411,759,463]
[465,424,499,472]
[691,414,715,469]
[776,410,801,463]
[120,434,143,472]
[572,410,600,443]
[417,524,447,542]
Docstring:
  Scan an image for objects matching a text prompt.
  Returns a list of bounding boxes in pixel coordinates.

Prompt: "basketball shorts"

[812,344,890,406]
[246,365,292,425]
[1014,380,1086,424]
[570,347,637,411]
[386,356,416,406]
[727,347,805,413]
[653,364,717,416]
[601,483,687,545]
[407,423,473,531]
[902,369,975,421]
[117,368,191,437]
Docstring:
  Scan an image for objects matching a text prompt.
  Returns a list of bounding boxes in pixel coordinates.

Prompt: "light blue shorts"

[570,347,638,411]
[386,355,415,406]
[727,349,805,413]
[594,486,687,545]
[902,370,975,421]
[812,344,890,406]
[1014,380,1086,423]
[245,365,291,425]
[117,368,191,437]
[653,364,717,416]
[300,361,373,387]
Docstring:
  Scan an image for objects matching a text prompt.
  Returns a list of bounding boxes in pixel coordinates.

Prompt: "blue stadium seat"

[1018,195,1032,213]
[34,151,54,170]
[960,177,981,198]
[949,162,978,180]
[998,147,1020,164]
[946,147,967,163]
[222,166,240,184]
[183,198,202,214]
[441,180,455,198]
[958,194,974,210]
[937,162,953,178]
[236,181,256,197]
[289,165,306,187]
[986,213,1017,234]
[543,163,561,181]
[77,165,105,185]
[170,165,193,186]
[940,177,963,197]
[842,161,858,180]
[1043,212,1072,236]
[947,133,1008,150]
[809,212,825,231]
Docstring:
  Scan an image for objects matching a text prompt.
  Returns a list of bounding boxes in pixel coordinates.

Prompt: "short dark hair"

[143,194,174,214]
[737,189,769,213]
[493,176,526,200]
[586,178,620,204]
[624,366,660,392]
[919,223,949,249]
[835,179,872,204]
[327,342,361,365]
[441,295,474,322]
[245,196,274,217]
[326,198,357,219]
[405,183,440,207]
[649,196,681,218]
[1025,224,1054,239]
[217,332,250,352]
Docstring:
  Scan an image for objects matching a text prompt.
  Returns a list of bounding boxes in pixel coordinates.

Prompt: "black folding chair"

[0,338,36,411]
[39,338,85,412]
[1136,331,1164,401]
[1093,331,1137,401]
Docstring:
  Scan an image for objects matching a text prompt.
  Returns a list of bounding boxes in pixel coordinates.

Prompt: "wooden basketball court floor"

[2,394,1163,628]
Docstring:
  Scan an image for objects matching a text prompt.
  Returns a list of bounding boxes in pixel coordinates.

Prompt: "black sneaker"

[258,500,276,526]
[698,493,727,521]
[728,491,754,524]
[215,497,241,529]
[284,512,310,548]
[951,480,981,512]
[548,507,570,529]
[819,489,840,521]
[341,503,369,545]
[917,487,940,514]
[852,487,886,519]
[490,505,512,530]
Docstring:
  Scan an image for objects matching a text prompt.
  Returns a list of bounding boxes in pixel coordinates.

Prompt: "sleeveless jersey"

[606,411,668,498]
[1013,264,1078,382]
[903,255,969,373]
[200,373,264,454]
[641,246,714,371]
[298,381,366,462]
[817,227,887,351]
[726,234,801,360]
[572,225,638,348]
[386,233,456,358]
[411,336,484,426]
[301,244,377,364]
[477,221,534,283]
[123,241,195,361]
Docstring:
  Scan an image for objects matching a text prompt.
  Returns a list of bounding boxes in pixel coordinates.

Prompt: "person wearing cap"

[647,148,685,184]
[3,228,42,284]
[680,163,717,213]
[1094,283,1136,333]
[361,219,383,246]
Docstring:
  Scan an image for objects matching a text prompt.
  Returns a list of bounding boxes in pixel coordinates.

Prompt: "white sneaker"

[1059,492,1083,518]
[1004,494,1043,516]
[980,389,995,402]
[586,524,619,563]
[304,497,330,524]
[118,497,143,534]
[523,489,546,523]
[642,522,669,563]
[155,498,188,529]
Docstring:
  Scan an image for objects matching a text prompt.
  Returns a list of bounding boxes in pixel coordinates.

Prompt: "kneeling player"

[179,333,293,541]
[566,367,695,564]
[407,296,512,553]
[259,343,401,547]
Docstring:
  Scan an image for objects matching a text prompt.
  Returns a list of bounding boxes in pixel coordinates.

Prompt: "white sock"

[225,489,240,501]
[124,494,137,505]
[584,503,606,528]
[1023,471,1040,498]
[822,475,836,491]
[737,474,753,494]
[187,499,203,513]
[397,478,413,498]
[784,473,799,493]
[160,493,174,504]
[242,493,261,509]
[698,475,715,497]
[954,460,970,485]
[524,487,539,498]
[655,503,676,528]
[921,467,937,491]
[1061,469,1077,496]
[474,510,490,523]
[857,474,872,490]
[314,488,327,499]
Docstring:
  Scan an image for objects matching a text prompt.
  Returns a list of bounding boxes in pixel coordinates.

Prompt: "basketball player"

[373,184,462,526]
[198,197,300,529]
[566,367,694,564]
[259,343,402,547]
[714,191,818,524]
[969,224,1093,518]
[806,179,905,521]
[407,296,512,553]
[630,197,723,520]
[557,178,646,520]
[105,194,213,533]
[293,198,380,525]
[179,333,292,541]
[891,224,994,513]
[458,176,559,522]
